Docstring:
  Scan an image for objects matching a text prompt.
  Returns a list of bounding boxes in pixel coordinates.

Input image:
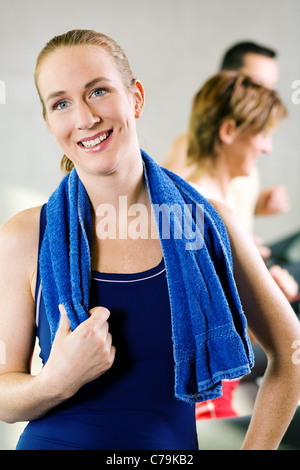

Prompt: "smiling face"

[36,44,144,178]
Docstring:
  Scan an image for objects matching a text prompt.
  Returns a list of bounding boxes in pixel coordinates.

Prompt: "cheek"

[237,137,257,160]
[47,117,72,144]
[249,135,262,151]
[110,95,137,126]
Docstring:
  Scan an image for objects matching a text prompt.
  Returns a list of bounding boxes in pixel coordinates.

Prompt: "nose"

[75,101,100,130]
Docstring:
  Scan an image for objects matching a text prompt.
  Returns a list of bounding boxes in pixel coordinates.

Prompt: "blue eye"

[53,100,69,111]
[92,88,107,98]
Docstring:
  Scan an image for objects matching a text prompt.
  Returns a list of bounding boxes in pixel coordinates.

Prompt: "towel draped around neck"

[39,150,254,403]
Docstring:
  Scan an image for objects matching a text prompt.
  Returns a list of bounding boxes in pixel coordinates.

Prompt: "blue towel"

[39,170,92,335]
[39,150,254,403]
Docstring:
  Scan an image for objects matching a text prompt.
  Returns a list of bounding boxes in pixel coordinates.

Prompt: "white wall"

[0,0,299,449]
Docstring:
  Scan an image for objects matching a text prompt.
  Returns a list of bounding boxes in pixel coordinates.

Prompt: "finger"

[76,307,111,340]
[57,304,72,335]
[88,306,111,323]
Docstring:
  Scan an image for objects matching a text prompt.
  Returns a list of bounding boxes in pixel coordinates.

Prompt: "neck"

[188,154,233,205]
[75,149,146,213]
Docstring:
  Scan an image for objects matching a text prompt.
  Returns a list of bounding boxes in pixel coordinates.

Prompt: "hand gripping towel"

[39,150,254,403]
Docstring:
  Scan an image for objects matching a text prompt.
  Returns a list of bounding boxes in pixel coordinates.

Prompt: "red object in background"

[195,380,240,420]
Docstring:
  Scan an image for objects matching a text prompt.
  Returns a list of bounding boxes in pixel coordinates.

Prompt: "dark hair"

[220,41,277,71]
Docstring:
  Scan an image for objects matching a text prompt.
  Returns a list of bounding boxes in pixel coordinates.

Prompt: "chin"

[88,162,120,177]
[76,152,122,176]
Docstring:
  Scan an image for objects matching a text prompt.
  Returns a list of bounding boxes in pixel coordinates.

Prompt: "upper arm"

[0,207,41,375]
[209,199,300,359]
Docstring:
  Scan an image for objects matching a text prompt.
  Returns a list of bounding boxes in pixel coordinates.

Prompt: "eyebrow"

[46,90,66,103]
[45,77,112,103]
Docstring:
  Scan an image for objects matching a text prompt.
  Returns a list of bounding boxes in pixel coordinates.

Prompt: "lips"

[78,130,112,149]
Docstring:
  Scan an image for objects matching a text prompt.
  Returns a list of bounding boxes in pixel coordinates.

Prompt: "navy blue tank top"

[16,205,198,450]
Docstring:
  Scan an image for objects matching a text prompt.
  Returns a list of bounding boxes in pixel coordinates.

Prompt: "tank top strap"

[35,203,47,306]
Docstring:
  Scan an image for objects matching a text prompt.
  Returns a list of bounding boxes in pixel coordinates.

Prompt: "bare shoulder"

[208,198,260,265]
[208,198,238,221]
[208,198,249,238]
[173,132,188,148]
[0,206,42,281]
[0,206,41,243]
[163,132,188,171]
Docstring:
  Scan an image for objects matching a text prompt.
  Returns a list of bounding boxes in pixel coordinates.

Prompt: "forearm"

[241,356,300,450]
[0,370,67,424]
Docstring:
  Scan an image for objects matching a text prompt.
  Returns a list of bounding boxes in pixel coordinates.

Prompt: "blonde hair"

[187,71,287,162]
[34,29,136,173]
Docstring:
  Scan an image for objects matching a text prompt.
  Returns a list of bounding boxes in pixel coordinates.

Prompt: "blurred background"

[0,0,299,450]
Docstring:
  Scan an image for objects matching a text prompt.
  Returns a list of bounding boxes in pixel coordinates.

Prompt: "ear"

[218,119,237,145]
[132,79,145,119]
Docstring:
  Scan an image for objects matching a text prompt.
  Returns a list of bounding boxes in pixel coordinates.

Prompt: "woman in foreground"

[0,30,299,450]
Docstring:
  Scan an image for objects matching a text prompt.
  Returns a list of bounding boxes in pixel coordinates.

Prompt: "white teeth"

[81,132,110,148]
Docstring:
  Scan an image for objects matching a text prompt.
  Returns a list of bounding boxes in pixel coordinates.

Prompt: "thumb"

[57,304,71,336]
